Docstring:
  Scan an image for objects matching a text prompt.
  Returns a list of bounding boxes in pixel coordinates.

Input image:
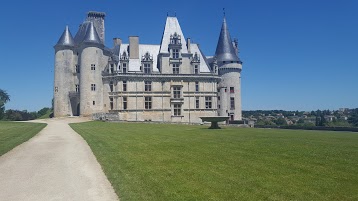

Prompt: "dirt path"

[0,117,118,201]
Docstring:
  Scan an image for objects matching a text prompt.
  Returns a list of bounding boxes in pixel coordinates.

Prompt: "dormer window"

[141,52,153,74]
[143,64,151,74]
[170,32,181,45]
[172,49,179,59]
[120,51,129,61]
[192,52,200,62]
[194,65,199,74]
[110,64,114,73]
[191,52,200,74]
[122,63,127,73]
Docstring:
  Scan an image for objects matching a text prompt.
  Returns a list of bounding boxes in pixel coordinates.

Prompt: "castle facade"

[54,11,243,123]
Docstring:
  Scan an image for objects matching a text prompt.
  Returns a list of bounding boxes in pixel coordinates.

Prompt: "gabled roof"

[56,26,74,47]
[83,22,101,44]
[159,17,188,54]
[190,44,211,73]
[215,18,239,63]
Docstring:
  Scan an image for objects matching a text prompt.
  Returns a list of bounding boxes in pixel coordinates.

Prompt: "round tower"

[215,17,243,121]
[78,22,105,116]
[54,26,75,117]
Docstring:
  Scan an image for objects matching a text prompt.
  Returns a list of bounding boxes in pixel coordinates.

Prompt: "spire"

[83,22,101,44]
[215,17,240,63]
[56,26,74,47]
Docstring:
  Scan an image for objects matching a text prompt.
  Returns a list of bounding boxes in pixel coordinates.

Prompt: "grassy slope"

[0,122,46,156]
[71,122,358,201]
[37,109,53,119]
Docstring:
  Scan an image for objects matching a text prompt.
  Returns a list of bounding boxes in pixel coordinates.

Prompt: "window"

[225,88,227,92]
[218,96,220,101]
[123,81,127,92]
[205,96,212,109]
[195,82,199,92]
[123,97,127,109]
[109,82,114,92]
[194,65,199,74]
[145,81,152,92]
[93,101,96,105]
[173,86,181,98]
[110,97,114,110]
[230,97,235,109]
[55,87,58,92]
[75,65,80,73]
[173,104,181,116]
[122,63,127,73]
[143,63,151,74]
[230,87,234,93]
[75,84,79,92]
[145,97,152,109]
[195,97,200,109]
[173,63,179,74]
[91,84,96,91]
[110,64,114,73]
[172,49,179,59]
[91,64,96,70]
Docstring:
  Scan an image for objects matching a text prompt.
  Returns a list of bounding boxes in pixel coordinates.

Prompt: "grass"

[37,109,53,119]
[70,121,358,201]
[0,121,46,156]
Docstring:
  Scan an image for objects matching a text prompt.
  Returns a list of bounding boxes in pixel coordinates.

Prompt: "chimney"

[129,36,139,59]
[113,38,122,47]
[187,38,191,53]
[86,11,106,44]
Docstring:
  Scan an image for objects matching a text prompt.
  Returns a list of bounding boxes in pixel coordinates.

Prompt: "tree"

[256,119,276,126]
[274,117,287,126]
[348,109,358,127]
[297,119,305,124]
[37,107,51,116]
[0,89,10,120]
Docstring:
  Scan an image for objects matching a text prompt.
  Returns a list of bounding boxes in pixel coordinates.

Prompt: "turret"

[79,22,105,116]
[215,17,243,121]
[54,26,75,117]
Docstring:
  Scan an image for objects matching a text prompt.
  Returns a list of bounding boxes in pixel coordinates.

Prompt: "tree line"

[244,109,358,128]
[0,89,53,121]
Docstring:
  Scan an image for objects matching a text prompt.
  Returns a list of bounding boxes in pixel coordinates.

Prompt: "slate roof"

[215,18,240,63]
[83,22,101,44]
[159,17,188,54]
[56,26,74,47]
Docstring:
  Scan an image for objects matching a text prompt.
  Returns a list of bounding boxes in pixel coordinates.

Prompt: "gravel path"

[0,117,119,201]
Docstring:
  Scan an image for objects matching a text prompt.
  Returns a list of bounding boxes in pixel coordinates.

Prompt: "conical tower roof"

[83,22,101,44]
[56,26,74,47]
[215,18,239,63]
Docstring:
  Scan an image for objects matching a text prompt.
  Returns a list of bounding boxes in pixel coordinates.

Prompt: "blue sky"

[0,0,357,111]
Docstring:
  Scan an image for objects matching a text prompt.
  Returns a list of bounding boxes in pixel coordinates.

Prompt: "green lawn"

[70,121,358,201]
[37,109,53,119]
[0,121,46,156]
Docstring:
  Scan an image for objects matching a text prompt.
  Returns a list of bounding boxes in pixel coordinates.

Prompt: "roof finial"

[223,8,226,17]
[175,11,177,17]
[167,12,168,16]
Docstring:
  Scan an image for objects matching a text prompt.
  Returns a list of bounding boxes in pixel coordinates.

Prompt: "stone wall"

[92,113,119,121]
